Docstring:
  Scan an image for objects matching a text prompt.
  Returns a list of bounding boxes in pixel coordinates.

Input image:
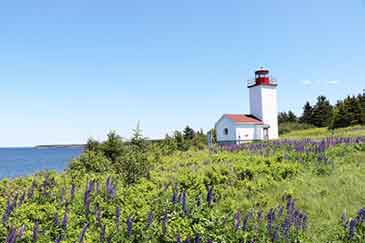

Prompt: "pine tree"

[311,96,333,127]
[183,126,195,140]
[300,102,313,124]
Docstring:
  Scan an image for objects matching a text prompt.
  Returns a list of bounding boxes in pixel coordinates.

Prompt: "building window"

[224,128,228,135]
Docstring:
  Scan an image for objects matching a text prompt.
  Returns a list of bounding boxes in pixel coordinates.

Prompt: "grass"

[281,125,365,140]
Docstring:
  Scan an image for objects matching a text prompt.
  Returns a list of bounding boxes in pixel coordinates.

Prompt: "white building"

[215,68,278,144]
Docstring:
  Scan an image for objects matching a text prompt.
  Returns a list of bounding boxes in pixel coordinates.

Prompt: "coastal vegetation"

[1,125,365,242]
[279,92,365,135]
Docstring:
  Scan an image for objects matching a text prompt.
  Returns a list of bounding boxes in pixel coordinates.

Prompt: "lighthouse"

[248,67,279,140]
[214,67,279,144]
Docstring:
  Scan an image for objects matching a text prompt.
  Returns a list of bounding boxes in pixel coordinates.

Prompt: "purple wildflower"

[53,212,59,227]
[348,219,357,240]
[79,222,89,243]
[18,225,26,239]
[2,199,12,225]
[176,234,182,243]
[127,216,133,237]
[5,227,16,243]
[146,211,154,229]
[162,212,168,235]
[194,235,201,243]
[116,207,121,230]
[32,221,39,243]
[61,211,68,229]
[100,224,106,242]
[70,183,76,202]
[207,186,213,207]
[234,210,241,230]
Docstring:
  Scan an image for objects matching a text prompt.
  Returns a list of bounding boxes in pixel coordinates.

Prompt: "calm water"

[0,147,83,179]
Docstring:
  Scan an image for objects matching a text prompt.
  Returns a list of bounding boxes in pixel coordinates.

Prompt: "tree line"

[279,91,365,130]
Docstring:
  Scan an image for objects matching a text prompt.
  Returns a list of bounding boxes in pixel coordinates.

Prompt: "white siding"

[215,117,236,142]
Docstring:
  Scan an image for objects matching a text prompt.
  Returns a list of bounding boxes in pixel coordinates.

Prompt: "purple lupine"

[207,186,213,207]
[18,192,26,208]
[266,209,274,235]
[172,188,178,204]
[358,208,365,222]
[28,180,36,200]
[341,210,347,228]
[11,192,18,210]
[181,190,188,215]
[281,217,291,241]
[127,216,133,237]
[162,212,168,235]
[61,211,68,229]
[116,206,121,230]
[194,235,201,243]
[53,212,59,227]
[5,227,16,243]
[18,225,26,239]
[79,222,89,243]
[207,240,213,243]
[105,177,116,200]
[100,224,106,242]
[272,226,279,242]
[106,234,113,243]
[348,219,357,240]
[257,209,263,224]
[2,199,12,224]
[54,236,62,243]
[234,210,241,230]
[146,211,154,229]
[185,237,191,243]
[32,221,39,243]
[176,234,182,243]
[242,212,252,231]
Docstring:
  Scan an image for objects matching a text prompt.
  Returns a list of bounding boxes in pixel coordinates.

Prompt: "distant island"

[34,144,85,149]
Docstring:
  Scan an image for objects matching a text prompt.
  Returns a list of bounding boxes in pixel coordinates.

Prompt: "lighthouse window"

[224,128,229,135]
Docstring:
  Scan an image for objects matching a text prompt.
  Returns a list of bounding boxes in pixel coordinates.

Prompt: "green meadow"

[1,126,365,242]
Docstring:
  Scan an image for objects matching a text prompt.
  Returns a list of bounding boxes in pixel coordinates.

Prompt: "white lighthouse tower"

[248,67,279,139]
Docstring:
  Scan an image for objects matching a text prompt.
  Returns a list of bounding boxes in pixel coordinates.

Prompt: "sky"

[0,0,364,146]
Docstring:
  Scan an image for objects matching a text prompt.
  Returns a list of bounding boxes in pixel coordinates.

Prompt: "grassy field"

[281,125,365,140]
[0,126,365,242]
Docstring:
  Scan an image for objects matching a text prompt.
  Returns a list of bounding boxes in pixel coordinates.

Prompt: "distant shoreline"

[34,144,86,149]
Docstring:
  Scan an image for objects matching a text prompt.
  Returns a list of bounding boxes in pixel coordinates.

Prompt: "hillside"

[0,127,365,242]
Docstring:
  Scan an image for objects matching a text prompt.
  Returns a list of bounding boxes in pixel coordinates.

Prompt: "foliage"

[1,127,365,242]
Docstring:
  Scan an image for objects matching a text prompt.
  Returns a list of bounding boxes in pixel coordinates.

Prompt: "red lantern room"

[248,67,277,88]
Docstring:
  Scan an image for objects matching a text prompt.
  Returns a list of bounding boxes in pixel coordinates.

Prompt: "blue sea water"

[0,147,83,180]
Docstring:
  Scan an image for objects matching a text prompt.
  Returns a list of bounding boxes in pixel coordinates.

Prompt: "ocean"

[0,147,84,180]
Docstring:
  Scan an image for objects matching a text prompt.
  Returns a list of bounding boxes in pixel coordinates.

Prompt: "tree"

[183,126,195,140]
[300,102,313,124]
[85,138,100,152]
[100,131,126,164]
[311,96,333,127]
[329,101,351,129]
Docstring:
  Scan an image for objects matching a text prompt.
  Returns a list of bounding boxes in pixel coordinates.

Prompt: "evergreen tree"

[300,102,313,124]
[330,101,351,129]
[311,96,333,127]
[183,126,195,140]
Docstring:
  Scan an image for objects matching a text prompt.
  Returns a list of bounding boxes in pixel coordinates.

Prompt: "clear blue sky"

[0,0,364,146]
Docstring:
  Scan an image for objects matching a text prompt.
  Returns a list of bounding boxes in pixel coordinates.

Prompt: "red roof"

[224,114,264,124]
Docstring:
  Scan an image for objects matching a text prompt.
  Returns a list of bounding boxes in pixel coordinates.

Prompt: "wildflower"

[18,192,26,208]
[207,186,213,207]
[53,212,59,227]
[146,211,154,229]
[234,210,241,230]
[181,190,188,215]
[18,225,26,239]
[348,218,357,240]
[28,180,36,200]
[176,234,182,243]
[32,221,39,243]
[79,222,89,243]
[162,212,168,235]
[127,216,133,237]
[194,235,201,243]
[2,199,12,225]
[5,227,16,243]
[100,224,106,242]
[61,211,68,230]
[116,207,121,230]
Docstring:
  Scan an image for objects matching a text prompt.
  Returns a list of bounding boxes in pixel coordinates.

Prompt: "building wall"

[215,117,265,143]
[215,117,236,143]
[249,85,279,139]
